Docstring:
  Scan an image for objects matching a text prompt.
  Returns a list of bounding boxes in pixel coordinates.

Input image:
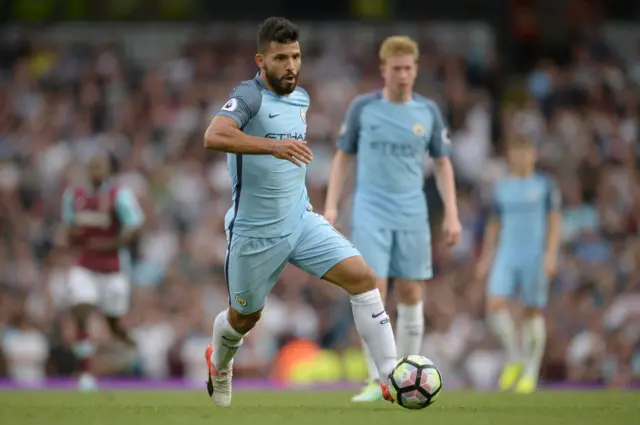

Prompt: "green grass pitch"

[1,390,639,425]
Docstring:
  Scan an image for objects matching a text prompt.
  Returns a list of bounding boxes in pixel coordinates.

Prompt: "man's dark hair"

[257,17,300,53]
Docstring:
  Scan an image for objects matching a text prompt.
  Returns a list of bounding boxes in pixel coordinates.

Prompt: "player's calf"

[70,303,98,391]
[324,257,398,384]
[105,316,136,347]
[395,279,425,357]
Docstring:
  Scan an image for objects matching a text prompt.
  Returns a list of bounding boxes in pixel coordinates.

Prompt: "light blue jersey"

[216,74,360,314]
[336,92,451,279]
[217,74,310,239]
[337,92,451,230]
[488,172,561,307]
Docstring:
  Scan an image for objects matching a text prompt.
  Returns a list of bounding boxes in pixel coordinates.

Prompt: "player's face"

[381,54,417,93]
[507,144,536,173]
[256,41,301,96]
[88,156,110,185]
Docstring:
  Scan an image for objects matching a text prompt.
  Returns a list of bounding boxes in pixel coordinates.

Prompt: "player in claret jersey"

[60,154,144,391]
[203,17,398,408]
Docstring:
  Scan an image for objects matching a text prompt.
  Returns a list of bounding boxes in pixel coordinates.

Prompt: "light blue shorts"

[487,253,549,307]
[351,227,432,280]
[225,211,360,314]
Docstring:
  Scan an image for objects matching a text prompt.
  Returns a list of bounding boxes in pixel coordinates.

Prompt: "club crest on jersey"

[222,98,238,112]
[413,123,425,136]
[300,107,307,124]
[235,295,247,307]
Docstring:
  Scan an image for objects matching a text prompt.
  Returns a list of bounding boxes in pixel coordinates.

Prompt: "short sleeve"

[114,187,144,229]
[545,178,562,212]
[216,82,262,130]
[336,94,375,154]
[61,189,75,225]
[426,101,452,158]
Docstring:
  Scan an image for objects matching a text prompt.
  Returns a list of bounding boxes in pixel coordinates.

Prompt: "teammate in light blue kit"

[476,137,562,394]
[202,17,398,408]
[324,36,462,402]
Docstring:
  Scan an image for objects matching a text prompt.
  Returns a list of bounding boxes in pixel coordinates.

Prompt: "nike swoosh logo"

[372,311,386,318]
[221,335,237,342]
[269,113,280,119]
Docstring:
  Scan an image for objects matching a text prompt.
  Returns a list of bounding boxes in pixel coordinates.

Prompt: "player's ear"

[255,53,264,69]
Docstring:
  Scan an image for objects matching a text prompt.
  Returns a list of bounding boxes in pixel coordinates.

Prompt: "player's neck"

[382,87,411,103]
[509,169,533,178]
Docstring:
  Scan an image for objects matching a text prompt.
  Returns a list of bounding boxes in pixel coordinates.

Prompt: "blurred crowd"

[0,19,639,389]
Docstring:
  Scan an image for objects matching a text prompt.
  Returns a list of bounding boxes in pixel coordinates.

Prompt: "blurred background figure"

[0,0,639,390]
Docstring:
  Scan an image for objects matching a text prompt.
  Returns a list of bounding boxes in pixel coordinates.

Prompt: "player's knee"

[486,296,509,314]
[396,280,423,304]
[228,307,262,334]
[523,306,543,318]
[344,265,377,295]
[71,303,93,325]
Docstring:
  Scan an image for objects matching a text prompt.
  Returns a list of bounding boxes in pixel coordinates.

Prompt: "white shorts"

[68,266,131,316]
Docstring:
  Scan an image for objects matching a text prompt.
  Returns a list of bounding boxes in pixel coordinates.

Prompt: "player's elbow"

[204,125,224,150]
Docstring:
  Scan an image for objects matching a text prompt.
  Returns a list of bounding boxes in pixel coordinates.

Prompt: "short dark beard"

[264,67,297,95]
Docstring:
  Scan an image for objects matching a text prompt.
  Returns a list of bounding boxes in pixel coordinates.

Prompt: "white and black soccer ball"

[389,355,442,410]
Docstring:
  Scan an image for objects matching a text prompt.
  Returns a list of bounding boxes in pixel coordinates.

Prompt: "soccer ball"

[389,355,442,410]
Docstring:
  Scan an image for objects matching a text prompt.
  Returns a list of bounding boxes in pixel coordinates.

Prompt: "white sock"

[487,309,520,363]
[522,314,546,379]
[361,342,380,381]
[211,309,244,372]
[396,302,424,357]
[350,289,397,383]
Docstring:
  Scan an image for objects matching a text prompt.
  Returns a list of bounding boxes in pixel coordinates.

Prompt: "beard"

[264,66,298,95]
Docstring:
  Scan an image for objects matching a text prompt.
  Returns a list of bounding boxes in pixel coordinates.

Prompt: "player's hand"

[442,213,462,247]
[323,208,339,226]
[270,139,313,167]
[543,252,558,278]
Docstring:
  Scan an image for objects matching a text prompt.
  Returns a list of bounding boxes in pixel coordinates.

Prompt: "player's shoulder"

[350,91,383,110]
[293,86,310,105]
[227,79,263,109]
[412,93,441,112]
[533,171,555,184]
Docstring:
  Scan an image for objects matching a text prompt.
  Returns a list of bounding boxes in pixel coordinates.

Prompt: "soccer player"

[60,154,144,391]
[476,137,562,393]
[203,17,398,408]
[324,36,462,402]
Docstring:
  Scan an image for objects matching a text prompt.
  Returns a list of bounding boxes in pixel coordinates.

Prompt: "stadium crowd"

[0,20,639,389]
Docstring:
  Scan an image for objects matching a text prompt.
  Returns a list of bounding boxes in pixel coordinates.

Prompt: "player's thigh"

[350,226,392,278]
[68,267,100,306]
[520,261,549,308]
[289,212,361,279]
[226,234,291,315]
[96,272,131,317]
[487,256,517,300]
[389,229,432,280]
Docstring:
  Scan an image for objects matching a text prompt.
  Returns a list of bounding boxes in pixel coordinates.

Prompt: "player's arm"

[476,188,502,280]
[544,179,563,276]
[87,187,144,252]
[204,83,312,166]
[428,103,460,245]
[324,99,361,224]
[57,188,79,249]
